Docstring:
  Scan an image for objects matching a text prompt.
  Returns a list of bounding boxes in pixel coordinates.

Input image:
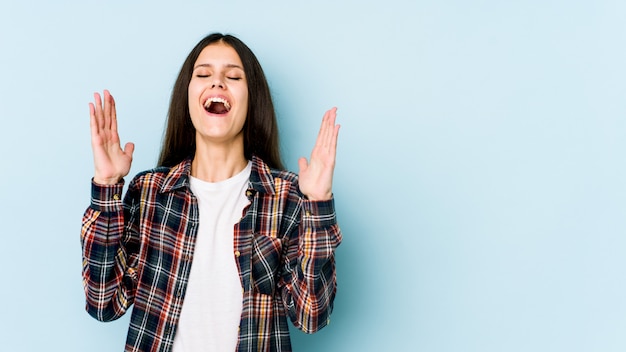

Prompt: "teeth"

[204,97,231,111]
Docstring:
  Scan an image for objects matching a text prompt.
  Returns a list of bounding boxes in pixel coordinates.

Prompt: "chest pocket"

[251,233,283,295]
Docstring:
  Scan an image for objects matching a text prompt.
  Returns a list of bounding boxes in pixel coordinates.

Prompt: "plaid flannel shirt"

[81,155,341,352]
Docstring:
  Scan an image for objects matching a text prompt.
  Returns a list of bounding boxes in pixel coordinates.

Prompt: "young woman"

[81,33,341,352]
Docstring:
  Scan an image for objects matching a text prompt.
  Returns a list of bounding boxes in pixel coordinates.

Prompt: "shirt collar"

[159,158,193,193]
[248,155,276,196]
[159,155,277,196]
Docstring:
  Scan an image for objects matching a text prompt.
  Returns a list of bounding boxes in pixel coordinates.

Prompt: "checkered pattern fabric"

[81,156,341,352]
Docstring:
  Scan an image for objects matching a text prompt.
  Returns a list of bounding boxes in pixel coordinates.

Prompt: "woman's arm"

[81,180,141,322]
[279,197,342,333]
[81,90,139,321]
[281,108,342,332]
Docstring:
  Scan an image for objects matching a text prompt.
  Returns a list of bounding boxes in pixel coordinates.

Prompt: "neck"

[191,137,247,182]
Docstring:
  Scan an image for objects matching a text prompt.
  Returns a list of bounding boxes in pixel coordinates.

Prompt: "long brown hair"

[157,33,284,170]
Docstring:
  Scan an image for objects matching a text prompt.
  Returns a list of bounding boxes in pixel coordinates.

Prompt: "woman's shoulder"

[252,156,297,181]
[131,166,170,181]
[270,167,298,183]
[251,156,302,195]
[128,159,192,190]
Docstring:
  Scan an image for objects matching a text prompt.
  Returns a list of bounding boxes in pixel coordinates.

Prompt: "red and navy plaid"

[81,155,341,352]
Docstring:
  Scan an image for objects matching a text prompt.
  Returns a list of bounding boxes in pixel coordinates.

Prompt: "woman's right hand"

[89,90,134,185]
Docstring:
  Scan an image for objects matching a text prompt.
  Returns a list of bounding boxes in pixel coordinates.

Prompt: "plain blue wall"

[1,1,625,351]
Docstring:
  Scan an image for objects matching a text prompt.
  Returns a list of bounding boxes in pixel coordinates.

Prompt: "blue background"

[1,1,625,351]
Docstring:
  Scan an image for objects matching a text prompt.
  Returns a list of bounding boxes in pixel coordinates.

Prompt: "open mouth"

[204,97,231,115]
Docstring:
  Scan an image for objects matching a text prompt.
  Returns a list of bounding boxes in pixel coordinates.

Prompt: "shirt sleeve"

[81,178,141,322]
[279,196,342,333]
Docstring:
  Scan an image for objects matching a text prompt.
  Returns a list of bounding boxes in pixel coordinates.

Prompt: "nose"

[211,77,225,89]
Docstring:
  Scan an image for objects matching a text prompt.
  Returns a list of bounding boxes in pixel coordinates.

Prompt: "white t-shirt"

[172,161,251,351]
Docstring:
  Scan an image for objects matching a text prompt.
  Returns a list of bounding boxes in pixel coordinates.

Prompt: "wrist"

[93,176,122,185]
[305,192,333,201]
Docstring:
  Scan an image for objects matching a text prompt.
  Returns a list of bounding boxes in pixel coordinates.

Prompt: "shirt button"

[246,190,254,197]
[305,210,312,217]
[113,194,121,200]
[234,250,241,257]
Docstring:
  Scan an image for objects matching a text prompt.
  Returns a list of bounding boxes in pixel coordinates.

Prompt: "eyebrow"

[193,63,244,71]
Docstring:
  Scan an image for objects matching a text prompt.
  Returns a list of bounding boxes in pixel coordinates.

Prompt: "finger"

[89,103,101,147]
[109,91,118,135]
[103,90,112,131]
[319,107,336,152]
[329,107,339,148]
[297,157,308,174]
[324,107,338,150]
[93,92,104,132]
[123,142,135,158]
[313,109,332,154]
[89,102,98,134]
[329,123,340,156]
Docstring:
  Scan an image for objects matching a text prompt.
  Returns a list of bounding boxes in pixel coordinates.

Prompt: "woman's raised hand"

[89,90,135,185]
[298,107,340,201]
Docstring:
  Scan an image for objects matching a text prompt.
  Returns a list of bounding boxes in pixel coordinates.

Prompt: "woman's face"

[188,42,248,147]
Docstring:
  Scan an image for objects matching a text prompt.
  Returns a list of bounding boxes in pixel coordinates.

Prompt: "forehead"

[194,42,243,69]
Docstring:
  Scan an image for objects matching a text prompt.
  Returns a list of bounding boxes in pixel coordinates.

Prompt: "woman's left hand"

[298,107,341,201]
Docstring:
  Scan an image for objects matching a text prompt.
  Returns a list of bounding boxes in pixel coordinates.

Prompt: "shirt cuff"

[90,179,125,213]
[301,197,337,228]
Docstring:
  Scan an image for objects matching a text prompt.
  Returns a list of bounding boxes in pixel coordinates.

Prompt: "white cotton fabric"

[172,161,251,352]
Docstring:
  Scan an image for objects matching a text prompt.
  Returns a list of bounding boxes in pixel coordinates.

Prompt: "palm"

[89,90,134,185]
[298,108,340,201]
